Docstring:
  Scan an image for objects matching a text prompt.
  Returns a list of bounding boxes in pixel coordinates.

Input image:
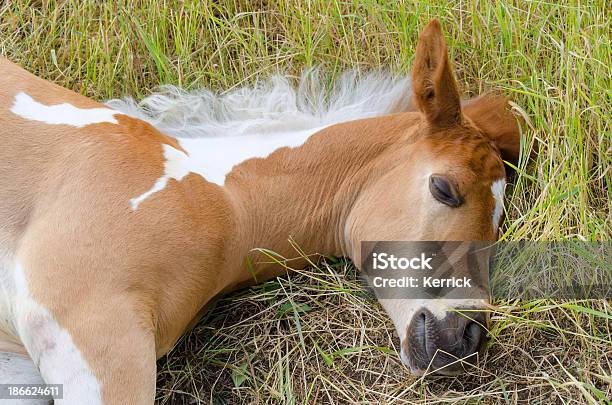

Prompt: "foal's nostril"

[461,319,485,356]
[413,309,439,349]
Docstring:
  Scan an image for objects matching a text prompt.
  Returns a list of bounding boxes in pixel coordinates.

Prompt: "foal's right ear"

[412,20,462,128]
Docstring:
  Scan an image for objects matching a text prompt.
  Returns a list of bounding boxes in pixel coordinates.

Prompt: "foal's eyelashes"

[429,174,463,207]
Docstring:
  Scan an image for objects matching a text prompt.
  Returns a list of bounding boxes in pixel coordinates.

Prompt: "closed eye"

[429,175,463,207]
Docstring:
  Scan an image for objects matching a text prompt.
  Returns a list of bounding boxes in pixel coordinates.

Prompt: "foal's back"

[0,59,235,404]
[0,59,157,247]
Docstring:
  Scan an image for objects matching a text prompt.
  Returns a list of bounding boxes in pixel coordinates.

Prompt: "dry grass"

[0,0,610,403]
[156,259,611,404]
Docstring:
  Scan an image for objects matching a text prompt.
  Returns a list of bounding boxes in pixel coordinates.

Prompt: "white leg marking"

[491,179,506,232]
[0,256,18,348]
[10,92,118,128]
[13,263,102,405]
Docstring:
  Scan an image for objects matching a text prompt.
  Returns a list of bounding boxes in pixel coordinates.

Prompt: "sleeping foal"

[0,20,519,404]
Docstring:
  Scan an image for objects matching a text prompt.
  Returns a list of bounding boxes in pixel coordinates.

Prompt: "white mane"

[106,70,412,138]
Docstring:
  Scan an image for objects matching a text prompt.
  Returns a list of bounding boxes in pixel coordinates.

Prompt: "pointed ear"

[411,20,462,128]
[463,94,522,166]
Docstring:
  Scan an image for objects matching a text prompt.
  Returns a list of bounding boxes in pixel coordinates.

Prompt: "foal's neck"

[222,112,418,289]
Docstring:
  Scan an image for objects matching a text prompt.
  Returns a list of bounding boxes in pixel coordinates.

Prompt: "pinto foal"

[0,20,520,404]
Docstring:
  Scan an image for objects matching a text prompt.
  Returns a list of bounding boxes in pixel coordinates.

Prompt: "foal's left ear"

[412,20,462,128]
[463,95,522,166]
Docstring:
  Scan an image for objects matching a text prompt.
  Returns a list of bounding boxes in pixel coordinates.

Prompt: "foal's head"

[343,20,521,375]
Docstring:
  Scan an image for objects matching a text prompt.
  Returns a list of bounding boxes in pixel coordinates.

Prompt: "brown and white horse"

[0,20,520,404]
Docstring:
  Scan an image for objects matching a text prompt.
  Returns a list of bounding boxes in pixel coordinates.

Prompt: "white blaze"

[491,179,506,232]
[10,92,118,127]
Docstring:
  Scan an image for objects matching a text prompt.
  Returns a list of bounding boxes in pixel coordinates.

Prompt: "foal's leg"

[14,264,157,405]
[18,299,157,404]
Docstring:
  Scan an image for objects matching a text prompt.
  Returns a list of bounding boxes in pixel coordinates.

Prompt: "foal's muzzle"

[401,307,487,375]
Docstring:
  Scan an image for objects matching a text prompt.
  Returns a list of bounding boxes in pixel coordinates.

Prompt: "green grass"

[1,0,610,403]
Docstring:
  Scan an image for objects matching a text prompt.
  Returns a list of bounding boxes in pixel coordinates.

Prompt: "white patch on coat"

[12,263,102,405]
[491,179,506,232]
[130,125,326,209]
[0,252,22,354]
[10,92,118,128]
[130,144,191,210]
[175,126,327,185]
[112,71,413,209]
